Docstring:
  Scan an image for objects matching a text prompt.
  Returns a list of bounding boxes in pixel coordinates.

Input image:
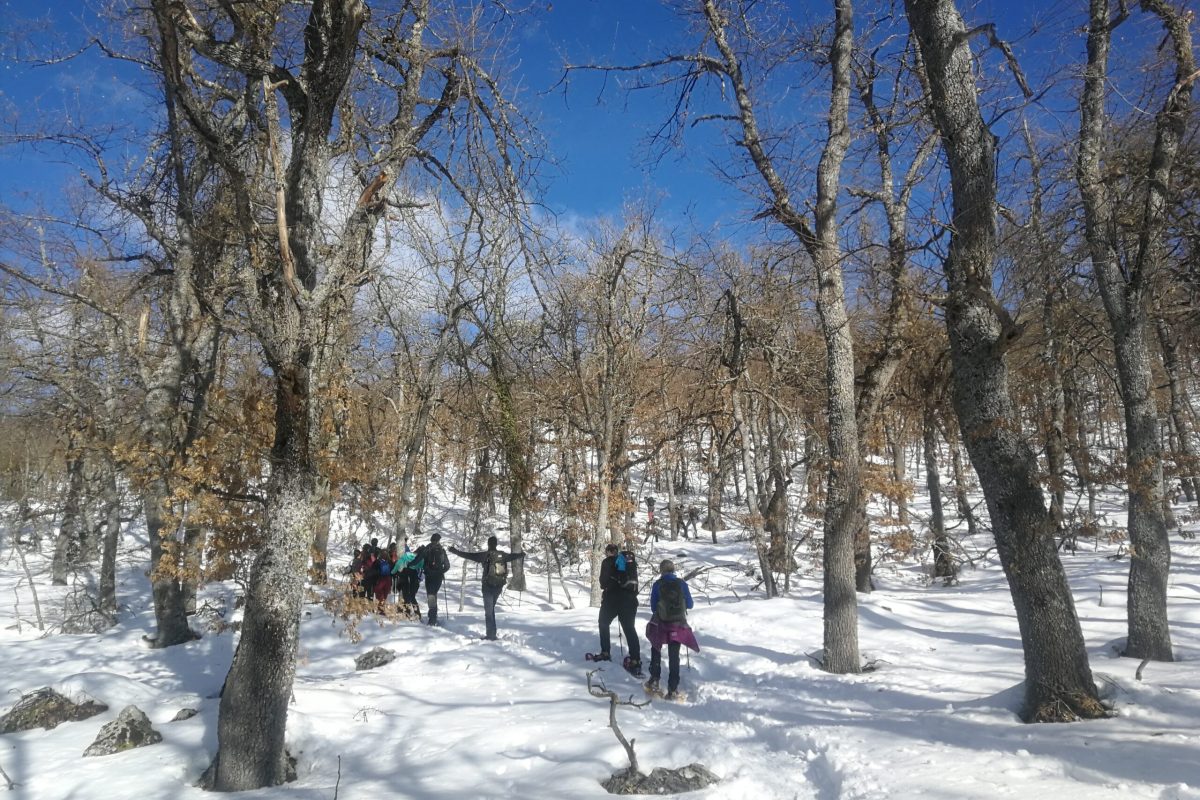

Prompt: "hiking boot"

[664,690,679,701]
[592,651,612,662]
[643,679,660,695]
[623,657,643,677]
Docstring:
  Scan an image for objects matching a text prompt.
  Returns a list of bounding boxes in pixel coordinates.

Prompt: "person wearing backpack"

[418,533,452,626]
[373,549,395,607]
[396,542,424,620]
[359,547,380,600]
[645,559,699,700]
[594,542,642,675]
[450,535,525,640]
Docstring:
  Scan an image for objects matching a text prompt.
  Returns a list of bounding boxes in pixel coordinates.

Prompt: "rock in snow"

[83,706,162,757]
[602,763,721,795]
[0,687,108,734]
[354,646,397,671]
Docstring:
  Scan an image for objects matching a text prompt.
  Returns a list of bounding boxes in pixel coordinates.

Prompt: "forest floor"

[2,489,1199,799]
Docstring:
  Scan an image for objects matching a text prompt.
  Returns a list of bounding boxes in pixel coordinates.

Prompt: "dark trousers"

[400,571,421,615]
[425,572,444,624]
[599,596,640,661]
[482,582,502,639]
[649,642,681,692]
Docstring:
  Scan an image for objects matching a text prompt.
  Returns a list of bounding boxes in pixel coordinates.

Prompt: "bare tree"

[146,0,532,788]
[1077,0,1196,662]
[532,215,677,605]
[904,0,1105,721]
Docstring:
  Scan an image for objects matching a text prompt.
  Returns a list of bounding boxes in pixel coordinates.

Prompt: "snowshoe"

[643,679,662,697]
[663,690,687,702]
[585,652,612,662]
[623,657,644,678]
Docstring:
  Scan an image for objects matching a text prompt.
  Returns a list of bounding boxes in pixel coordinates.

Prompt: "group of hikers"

[349,533,698,699]
[594,541,699,700]
[349,533,452,625]
[348,533,523,635]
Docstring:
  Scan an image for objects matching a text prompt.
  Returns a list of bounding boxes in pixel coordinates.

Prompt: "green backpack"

[484,552,509,588]
[657,578,687,623]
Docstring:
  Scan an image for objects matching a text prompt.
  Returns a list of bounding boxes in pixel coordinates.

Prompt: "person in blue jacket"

[645,559,699,700]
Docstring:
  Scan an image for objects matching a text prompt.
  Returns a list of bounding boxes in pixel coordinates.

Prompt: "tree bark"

[215,455,314,788]
[1156,316,1198,503]
[99,461,120,622]
[51,445,85,586]
[698,0,861,670]
[906,0,1104,720]
[924,402,953,581]
[1077,0,1193,662]
[724,297,782,597]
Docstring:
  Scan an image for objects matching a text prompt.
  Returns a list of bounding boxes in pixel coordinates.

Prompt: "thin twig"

[586,669,649,775]
[0,758,17,790]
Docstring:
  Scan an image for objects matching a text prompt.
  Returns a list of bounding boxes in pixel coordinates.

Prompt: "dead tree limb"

[587,668,650,775]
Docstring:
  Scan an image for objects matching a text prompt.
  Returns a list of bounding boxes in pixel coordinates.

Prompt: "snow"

[2,496,1200,800]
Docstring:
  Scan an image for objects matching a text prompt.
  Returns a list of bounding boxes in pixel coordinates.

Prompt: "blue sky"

[0,0,1136,233]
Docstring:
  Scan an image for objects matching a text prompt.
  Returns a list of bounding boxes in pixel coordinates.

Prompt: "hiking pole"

[618,627,626,661]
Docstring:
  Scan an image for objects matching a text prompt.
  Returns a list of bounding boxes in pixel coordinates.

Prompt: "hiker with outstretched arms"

[450,535,525,640]
[644,559,699,700]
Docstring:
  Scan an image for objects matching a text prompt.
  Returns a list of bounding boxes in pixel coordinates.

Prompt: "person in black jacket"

[417,533,452,626]
[449,535,524,640]
[596,542,642,674]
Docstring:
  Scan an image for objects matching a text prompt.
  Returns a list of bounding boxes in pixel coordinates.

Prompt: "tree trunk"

[1062,366,1099,520]
[704,424,730,541]
[144,479,194,647]
[99,457,121,623]
[1041,332,1069,532]
[310,488,332,585]
[1113,320,1173,659]
[591,445,613,608]
[1076,0,1191,662]
[214,362,317,790]
[1157,317,1198,503]
[924,403,953,581]
[891,425,909,526]
[52,448,86,586]
[945,423,978,537]
[730,383,778,598]
[666,446,680,541]
[764,405,791,573]
[906,0,1104,720]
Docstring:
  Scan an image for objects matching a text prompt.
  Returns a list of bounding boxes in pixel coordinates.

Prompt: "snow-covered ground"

[2,494,1199,799]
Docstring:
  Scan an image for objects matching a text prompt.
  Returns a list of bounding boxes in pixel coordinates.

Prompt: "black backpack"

[484,551,509,588]
[657,578,687,623]
[615,551,638,593]
[423,543,450,575]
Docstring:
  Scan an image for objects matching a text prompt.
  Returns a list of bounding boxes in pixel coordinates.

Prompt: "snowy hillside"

[2,498,1199,800]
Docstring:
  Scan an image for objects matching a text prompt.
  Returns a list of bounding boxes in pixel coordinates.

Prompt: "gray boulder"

[172,708,199,722]
[354,647,397,671]
[83,706,162,757]
[0,688,108,734]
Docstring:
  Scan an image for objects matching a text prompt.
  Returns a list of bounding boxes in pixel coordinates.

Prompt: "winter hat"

[430,533,441,543]
[659,559,675,575]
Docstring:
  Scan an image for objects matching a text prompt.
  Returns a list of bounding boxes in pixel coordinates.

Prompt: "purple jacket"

[645,617,700,652]
[645,574,700,652]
